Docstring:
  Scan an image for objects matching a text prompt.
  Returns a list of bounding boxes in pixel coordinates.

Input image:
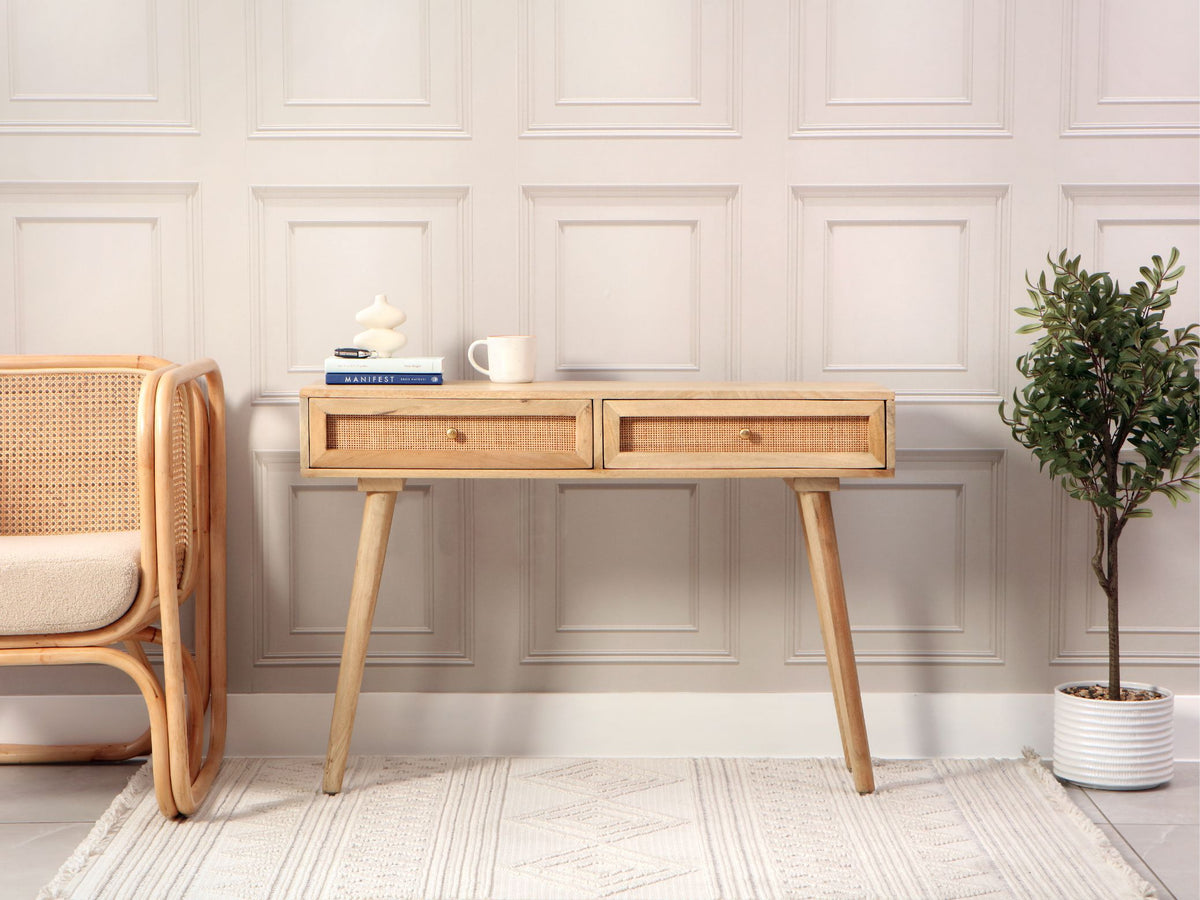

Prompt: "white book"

[324,355,444,373]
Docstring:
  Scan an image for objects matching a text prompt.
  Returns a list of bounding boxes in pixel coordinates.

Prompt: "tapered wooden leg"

[323,487,400,794]
[792,480,874,794]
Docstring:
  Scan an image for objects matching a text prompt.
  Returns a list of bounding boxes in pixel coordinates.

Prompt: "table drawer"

[602,399,887,469]
[308,398,593,469]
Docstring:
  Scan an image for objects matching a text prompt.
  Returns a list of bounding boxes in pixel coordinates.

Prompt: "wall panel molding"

[1061,0,1199,136]
[519,0,740,137]
[1060,185,1200,283]
[251,451,473,666]
[522,185,739,379]
[790,0,1013,137]
[248,0,468,137]
[520,480,739,663]
[0,0,198,133]
[249,185,469,403]
[1050,486,1200,666]
[789,184,1009,401]
[785,450,1006,665]
[0,181,200,358]
[553,483,702,633]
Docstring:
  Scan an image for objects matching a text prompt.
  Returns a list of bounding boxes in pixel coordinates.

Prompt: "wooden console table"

[299,381,895,795]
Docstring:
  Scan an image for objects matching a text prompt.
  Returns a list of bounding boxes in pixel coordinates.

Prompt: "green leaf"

[1000,248,1198,624]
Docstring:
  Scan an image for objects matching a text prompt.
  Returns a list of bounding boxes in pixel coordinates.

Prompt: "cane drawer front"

[309,398,593,469]
[602,399,887,469]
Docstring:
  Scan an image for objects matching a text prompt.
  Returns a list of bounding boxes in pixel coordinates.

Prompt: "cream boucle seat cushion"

[0,531,142,635]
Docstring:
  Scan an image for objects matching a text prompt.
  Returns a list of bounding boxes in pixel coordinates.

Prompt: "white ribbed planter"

[1053,681,1174,790]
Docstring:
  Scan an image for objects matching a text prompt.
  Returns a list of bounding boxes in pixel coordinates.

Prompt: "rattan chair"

[0,355,226,817]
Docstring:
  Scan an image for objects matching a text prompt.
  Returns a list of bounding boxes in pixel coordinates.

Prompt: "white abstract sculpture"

[352,294,407,357]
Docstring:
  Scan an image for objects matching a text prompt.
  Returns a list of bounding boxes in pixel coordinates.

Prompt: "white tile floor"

[1060,763,1200,900]
[0,760,1196,899]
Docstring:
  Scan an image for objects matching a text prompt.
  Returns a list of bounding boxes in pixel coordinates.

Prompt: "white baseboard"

[2,692,1197,760]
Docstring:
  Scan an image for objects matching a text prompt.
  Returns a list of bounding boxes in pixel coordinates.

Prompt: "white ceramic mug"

[467,335,536,383]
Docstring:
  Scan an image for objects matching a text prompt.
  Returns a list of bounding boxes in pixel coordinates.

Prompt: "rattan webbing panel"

[327,414,576,452]
[620,415,871,454]
[169,386,193,585]
[0,371,143,535]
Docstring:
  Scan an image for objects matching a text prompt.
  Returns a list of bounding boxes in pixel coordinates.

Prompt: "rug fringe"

[35,763,155,900]
[1019,748,1157,899]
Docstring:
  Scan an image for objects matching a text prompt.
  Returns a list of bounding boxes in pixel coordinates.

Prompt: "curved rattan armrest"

[152,359,225,600]
[152,359,227,815]
[0,354,173,373]
[127,361,175,631]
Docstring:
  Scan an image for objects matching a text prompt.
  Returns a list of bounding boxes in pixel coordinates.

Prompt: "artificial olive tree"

[1001,249,1199,700]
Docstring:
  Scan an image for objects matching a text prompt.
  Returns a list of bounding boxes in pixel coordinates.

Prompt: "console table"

[299,381,895,795]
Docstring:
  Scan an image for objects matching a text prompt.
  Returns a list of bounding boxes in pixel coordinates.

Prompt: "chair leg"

[0,646,179,817]
[157,547,227,816]
[180,644,205,779]
[0,728,151,764]
[125,638,191,767]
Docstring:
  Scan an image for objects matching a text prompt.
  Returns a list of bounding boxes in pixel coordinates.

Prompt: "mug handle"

[467,339,490,376]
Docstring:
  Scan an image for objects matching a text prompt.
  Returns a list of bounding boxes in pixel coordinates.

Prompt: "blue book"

[325,372,443,385]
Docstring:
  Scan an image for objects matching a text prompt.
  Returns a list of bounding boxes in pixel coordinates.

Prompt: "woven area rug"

[41,754,1152,900]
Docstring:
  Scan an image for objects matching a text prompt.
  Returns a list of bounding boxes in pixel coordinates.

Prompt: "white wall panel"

[791,0,1012,136]
[4,0,1197,704]
[791,186,1007,399]
[556,484,699,630]
[283,0,426,104]
[250,186,468,402]
[249,0,467,136]
[521,0,739,136]
[0,0,196,132]
[523,186,738,377]
[252,452,471,666]
[1063,0,1199,135]
[0,183,198,358]
[787,451,1005,664]
[523,481,737,662]
[558,221,697,369]
[826,220,966,369]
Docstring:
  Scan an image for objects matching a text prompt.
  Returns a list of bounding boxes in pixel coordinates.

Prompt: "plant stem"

[1091,507,1122,700]
[1105,513,1120,700]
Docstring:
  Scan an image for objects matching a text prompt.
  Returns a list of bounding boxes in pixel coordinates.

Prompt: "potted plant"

[1001,248,1199,789]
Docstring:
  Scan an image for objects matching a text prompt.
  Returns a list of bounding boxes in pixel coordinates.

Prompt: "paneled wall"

[2,0,1197,701]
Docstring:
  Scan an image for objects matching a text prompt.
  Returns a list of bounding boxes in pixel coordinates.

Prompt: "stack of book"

[324,355,444,385]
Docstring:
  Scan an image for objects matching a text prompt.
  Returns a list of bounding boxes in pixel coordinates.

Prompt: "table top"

[301,380,895,400]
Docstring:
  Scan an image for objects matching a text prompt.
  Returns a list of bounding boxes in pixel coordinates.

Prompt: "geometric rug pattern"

[40,754,1154,899]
